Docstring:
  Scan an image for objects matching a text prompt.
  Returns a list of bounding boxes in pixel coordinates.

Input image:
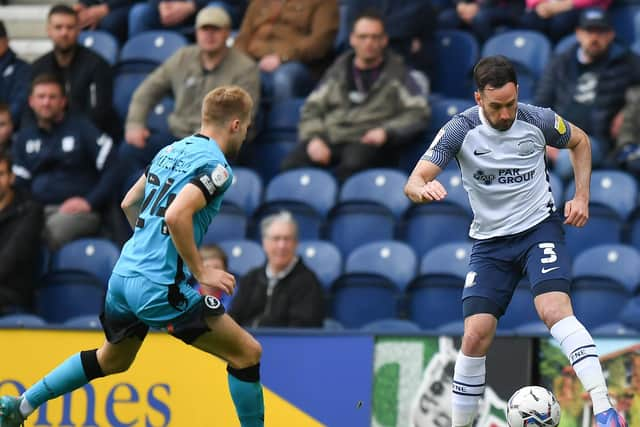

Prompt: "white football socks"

[550,315,612,415]
[452,352,486,427]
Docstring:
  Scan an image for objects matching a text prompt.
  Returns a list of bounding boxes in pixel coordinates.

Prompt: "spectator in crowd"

[534,8,640,178]
[281,10,430,182]
[340,0,438,77]
[31,4,120,140]
[614,85,640,175]
[0,104,14,150]
[438,0,525,42]
[12,74,117,250]
[73,0,143,43]
[520,0,612,42]
[0,149,43,315]
[229,211,325,328]
[128,0,247,38]
[0,21,31,128]
[122,6,259,185]
[233,0,338,101]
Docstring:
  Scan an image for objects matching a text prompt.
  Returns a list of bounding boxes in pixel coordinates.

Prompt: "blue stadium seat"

[254,168,337,240]
[399,98,475,172]
[224,167,263,215]
[331,241,417,328]
[219,239,266,277]
[553,34,577,55]
[48,238,120,288]
[482,30,552,99]
[592,322,640,337]
[432,30,480,98]
[79,30,119,65]
[400,172,472,258]
[407,242,472,329]
[571,244,639,329]
[119,30,188,66]
[0,314,47,328]
[323,317,344,331]
[620,296,640,330]
[297,240,342,290]
[548,171,563,208]
[564,170,636,256]
[565,170,638,220]
[339,168,410,219]
[245,140,297,183]
[499,279,540,331]
[146,96,174,135]
[610,5,640,46]
[202,208,248,243]
[63,315,101,330]
[113,72,148,120]
[260,98,305,143]
[361,318,421,333]
[35,281,105,323]
[437,320,465,336]
[513,321,549,337]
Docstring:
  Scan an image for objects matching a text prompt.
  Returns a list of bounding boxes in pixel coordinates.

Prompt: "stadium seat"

[35,281,105,323]
[513,321,549,337]
[361,318,421,333]
[146,96,174,135]
[400,170,472,258]
[406,242,472,329]
[219,239,266,277]
[0,314,47,328]
[47,238,120,288]
[244,140,297,183]
[224,167,263,215]
[610,4,640,46]
[620,296,640,330]
[592,322,640,337]
[564,170,636,256]
[432,30,480,98]
[297,240,342,290]
[553,34,577,55]
[436,320,465,336]
[202,208,248,243]
[331,241,417,328]
[63,315,101,330]
[482,30,552,99]
[499,279,540,331]
[119,30,188,66]
[571,244,639,329]
[339,168,410,219]
[79,30,119,65]
[260,98,305,143]
[548,171,563,208]
[253,168,337,240]
[113,72,149,120]
[323,318,344,331]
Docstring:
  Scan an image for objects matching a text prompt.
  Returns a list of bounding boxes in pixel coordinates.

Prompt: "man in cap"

[535,7,640,178]
[121,5,259,189]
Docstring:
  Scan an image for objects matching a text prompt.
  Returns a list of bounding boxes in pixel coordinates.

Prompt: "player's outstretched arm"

[404,160,446,203]
[164,184,236,295]
[564,122,591,227]
[121,174,146,229]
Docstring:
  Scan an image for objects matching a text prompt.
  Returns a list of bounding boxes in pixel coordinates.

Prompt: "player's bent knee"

[534,291,573,328]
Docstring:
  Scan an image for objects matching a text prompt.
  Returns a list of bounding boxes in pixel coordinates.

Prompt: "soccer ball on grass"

[506,385,561,427]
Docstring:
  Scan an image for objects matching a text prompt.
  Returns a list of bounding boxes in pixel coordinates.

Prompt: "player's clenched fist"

[406,179,448,203]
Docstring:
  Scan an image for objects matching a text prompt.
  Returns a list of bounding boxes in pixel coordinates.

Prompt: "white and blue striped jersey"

[422,103,572,239]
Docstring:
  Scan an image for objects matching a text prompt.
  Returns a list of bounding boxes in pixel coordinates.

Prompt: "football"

[506,385,561,427]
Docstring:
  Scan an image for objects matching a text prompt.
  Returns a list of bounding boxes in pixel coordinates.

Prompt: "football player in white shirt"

[404,55,626,427]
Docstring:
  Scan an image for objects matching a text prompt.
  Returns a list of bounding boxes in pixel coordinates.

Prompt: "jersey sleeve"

[421,117,466,168]
[190,162,232,204]
[526,105,572,148]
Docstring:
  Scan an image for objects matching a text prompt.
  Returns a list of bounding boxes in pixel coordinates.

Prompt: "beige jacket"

[126,46,260,138]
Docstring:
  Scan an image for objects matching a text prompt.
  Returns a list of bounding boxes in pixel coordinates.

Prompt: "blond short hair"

[201,86,253,127]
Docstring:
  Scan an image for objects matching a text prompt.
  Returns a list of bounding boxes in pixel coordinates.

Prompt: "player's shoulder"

[442,104,481,136]
[516,103,556,126]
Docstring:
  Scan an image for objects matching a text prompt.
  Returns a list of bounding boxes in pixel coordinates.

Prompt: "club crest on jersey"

[473,170,495,186]
[211,164,229,187]
[204,295,221,309]
[517,139,535,156]
[554,114,567,135]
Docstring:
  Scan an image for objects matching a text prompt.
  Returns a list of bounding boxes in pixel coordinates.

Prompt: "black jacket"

[0,48,31,126]
[0,188,43,310]
[31,45,121,139]
[535,43,640,146]
[229,259,325,328]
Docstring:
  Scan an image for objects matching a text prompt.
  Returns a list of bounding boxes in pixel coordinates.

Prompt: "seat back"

[297,240,343,290]
[224,167,263,215]
[219,239,266,277]
[565,170,638,220]
[339,168,410,218]
[120,30,188,65]
[79,30,119,65]
[345,240,417,290]
[265,168,337,216]
[49,238,120,287]
[572,244,640,293]
[432,30,480,98]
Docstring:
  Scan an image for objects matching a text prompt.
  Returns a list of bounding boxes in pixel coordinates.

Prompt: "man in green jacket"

[120,6,260,184]
[281,9,430,182]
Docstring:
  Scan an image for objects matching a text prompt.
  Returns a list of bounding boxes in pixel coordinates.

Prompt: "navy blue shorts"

[462,212,572,318]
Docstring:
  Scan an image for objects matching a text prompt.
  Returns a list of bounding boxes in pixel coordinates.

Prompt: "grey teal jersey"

[422,103,572,239]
